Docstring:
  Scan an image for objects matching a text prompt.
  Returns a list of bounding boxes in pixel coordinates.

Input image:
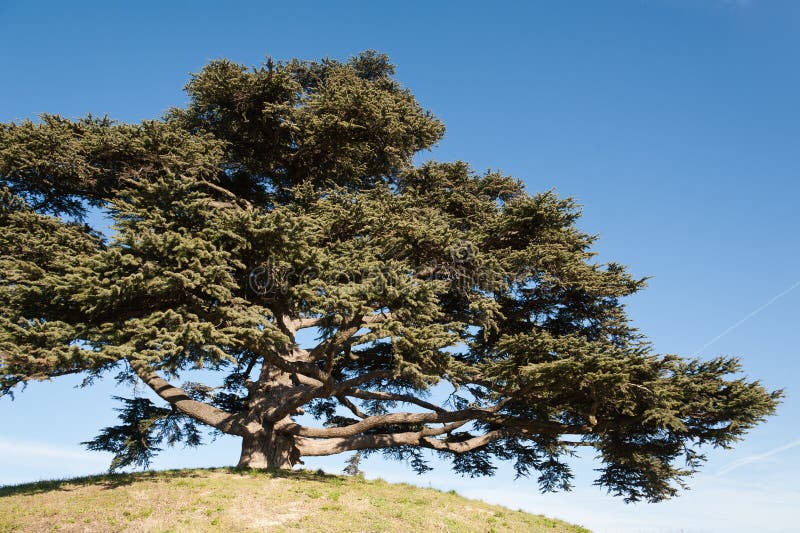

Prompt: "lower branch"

[295,429,506,456]
[280,408,581,439]
[128,359,245,435]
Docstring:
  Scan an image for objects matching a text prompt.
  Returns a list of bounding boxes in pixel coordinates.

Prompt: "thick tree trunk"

[237,428,298,470]
[236,361,307,469]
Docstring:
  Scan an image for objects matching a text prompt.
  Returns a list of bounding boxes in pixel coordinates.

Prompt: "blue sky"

[1,1,798,531]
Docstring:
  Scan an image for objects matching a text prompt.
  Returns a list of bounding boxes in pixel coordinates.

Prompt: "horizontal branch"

[280,405,580,439]
[296,429,506,456]
[281,410,467,438]
[128,360,245,435]
[280,408,576,438]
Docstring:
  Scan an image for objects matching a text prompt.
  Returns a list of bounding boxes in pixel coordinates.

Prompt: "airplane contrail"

[694,280,800,356]
[716,439,800,476]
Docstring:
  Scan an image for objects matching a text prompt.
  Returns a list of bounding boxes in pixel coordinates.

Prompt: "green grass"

[0,468,591,532]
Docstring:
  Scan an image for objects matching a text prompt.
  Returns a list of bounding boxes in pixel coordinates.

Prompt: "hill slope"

[0,468,589,532]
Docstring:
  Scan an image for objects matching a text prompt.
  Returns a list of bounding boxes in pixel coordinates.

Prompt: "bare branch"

[337,395,368,419]
[292,316,325,329]
[296,429,506,456]
[128,360,245,435]
[208,200,239,209]
[348,388,447,413]
[421,420,470,436]
[257,346,327,383]
[279,407,579,439]
[195,179,252,209]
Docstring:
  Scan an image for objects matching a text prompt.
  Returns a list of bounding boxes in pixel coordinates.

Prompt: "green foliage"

[82,396,203,471]
[343,452,364,477]
[168,51,444,199]
[0,50,781,502]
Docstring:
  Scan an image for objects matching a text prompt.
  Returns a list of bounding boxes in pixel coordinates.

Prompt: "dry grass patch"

[0,468,590,532]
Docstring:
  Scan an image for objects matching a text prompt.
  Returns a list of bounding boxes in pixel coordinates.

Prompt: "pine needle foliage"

[343,452,364,477]
[0,51,781,502]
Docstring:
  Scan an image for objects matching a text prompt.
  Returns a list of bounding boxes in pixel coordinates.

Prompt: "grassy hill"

[0,468,589,532]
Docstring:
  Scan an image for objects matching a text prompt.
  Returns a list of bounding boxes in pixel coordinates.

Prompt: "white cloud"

[0,438,110,485]
[0,438,108,462]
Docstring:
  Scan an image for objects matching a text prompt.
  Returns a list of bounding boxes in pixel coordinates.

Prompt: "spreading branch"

[296,429,507,456]
[128,360,245,435]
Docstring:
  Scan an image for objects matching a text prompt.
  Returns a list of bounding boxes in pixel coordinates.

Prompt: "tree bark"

[128,359,245,434]
[237,427,299,470]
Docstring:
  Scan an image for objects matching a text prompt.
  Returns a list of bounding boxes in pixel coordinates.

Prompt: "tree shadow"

[0,467,359,498]
[0,468,212,497]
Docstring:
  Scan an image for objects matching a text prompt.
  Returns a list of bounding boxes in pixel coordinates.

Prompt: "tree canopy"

[0,51,781,503]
